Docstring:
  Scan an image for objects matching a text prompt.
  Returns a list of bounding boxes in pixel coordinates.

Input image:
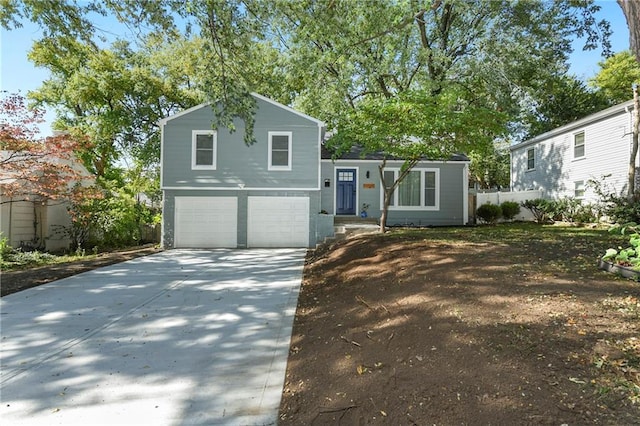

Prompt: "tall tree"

[27,34,206,176]
[618,0,640,63]
[269,0,611,230]
[629,84,639,199]
[520,74,610,139]
[590,50,640,104]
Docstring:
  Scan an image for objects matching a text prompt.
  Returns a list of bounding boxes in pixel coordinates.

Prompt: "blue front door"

[336,169,356,215]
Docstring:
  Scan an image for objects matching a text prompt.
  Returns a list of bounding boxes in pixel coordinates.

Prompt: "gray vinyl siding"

[162,189,321,248]
[161,97,320,189]
[511,104,635,204]
[320,159,467,226]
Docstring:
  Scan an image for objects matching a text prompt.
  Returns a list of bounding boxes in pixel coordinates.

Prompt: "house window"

[398,171,421,206]
[381,168,440,210]
[424,171,437,207]
[383,170,395,206]
[192,130,216,170]
[268,131,292,171]
[574,180,585,198]
[527,148,535,170]
[574,131,585,159]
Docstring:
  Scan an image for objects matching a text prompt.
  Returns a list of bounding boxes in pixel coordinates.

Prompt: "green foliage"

[546,197,600,223]
[476,203,502,224]
[0,233,12,261]
[520,74,611,139]
[500,201,521,221]
[589,176,640,224]
[0,247,64,271]
[602,223,640,270]
[590,51,640,104]
[468,140,511,190]
[59,164,161,250]
[521,199,555,223]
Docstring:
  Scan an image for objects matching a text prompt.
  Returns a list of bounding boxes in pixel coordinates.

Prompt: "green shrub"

[602,223,640,271]
[477,203,502,224]
[521,199,554,223]
[0,234,14,264]
[602,195,640,224]
[500,201,521,221]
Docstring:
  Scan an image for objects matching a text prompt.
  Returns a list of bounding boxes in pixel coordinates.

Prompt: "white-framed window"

[527,147,535,170]
[574,180,585,198]
[573,131,585,159]
[191,130,217,170]
[268,131,292,171]
[381,168,440,210]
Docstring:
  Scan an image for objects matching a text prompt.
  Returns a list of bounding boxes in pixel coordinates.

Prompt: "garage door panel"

[175,196,237,248]
[247,197,309,248]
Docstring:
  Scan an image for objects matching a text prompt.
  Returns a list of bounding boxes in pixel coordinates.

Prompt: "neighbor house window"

[191,130,216,170]
[527,148,535,170]
[381,168,439,210]
[574,131,585,158]
[574,180,585,198]
[268,131,292,171]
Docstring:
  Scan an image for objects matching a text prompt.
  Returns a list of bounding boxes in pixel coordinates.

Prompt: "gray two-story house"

[160,94,470,248]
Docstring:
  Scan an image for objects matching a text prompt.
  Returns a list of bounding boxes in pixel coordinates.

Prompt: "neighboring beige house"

[0,145,92,252]
[0,197,72,252]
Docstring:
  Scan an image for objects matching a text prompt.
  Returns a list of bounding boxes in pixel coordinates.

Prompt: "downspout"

[463,163,469,225]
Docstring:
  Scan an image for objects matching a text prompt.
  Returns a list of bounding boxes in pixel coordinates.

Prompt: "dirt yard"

[278,224,640,425]
[2,225,638,424]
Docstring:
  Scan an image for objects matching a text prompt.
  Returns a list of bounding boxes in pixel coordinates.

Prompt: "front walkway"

[0,249,305,425]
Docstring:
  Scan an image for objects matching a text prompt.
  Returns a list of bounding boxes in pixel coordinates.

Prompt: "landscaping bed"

[279,223,640,424]
[0,245,162,297]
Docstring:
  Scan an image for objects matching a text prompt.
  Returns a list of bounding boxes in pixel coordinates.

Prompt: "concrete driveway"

[0,249,306,425]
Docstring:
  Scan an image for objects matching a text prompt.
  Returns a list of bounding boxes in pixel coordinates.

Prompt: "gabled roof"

[510,99,635,151]
[158,93,325,127]
[321,144,469,162]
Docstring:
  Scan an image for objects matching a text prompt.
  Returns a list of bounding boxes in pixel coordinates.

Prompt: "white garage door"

[174,196,237,248]
[247,196,309,247]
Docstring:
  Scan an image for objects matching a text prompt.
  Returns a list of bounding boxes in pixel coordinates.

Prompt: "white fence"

[475,190,543,222]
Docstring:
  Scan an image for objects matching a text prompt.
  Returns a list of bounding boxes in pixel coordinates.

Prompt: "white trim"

[158,102,212,126]
[191,130,217,170]
[158,93,326,127]
[380,168,440,211]
[161,186,321,191]
[333,166,359,215]
[511,99,634,151]
[268,131,292,171]
[251,93,325,126]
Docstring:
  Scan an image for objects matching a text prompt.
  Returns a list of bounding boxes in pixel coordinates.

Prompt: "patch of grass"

[0,249,95,271]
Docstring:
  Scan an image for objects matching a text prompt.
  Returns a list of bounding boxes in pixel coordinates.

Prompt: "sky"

[0,0,632,137]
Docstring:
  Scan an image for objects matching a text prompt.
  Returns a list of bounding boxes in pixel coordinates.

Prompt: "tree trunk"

[378,160,390,233]
[629,83,639,200]
[378,158,420,233]
[618,0,640,63]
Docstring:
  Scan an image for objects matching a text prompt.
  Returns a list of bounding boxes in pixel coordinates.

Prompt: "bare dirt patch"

[279,225,640,425]
[1,245,162,297]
